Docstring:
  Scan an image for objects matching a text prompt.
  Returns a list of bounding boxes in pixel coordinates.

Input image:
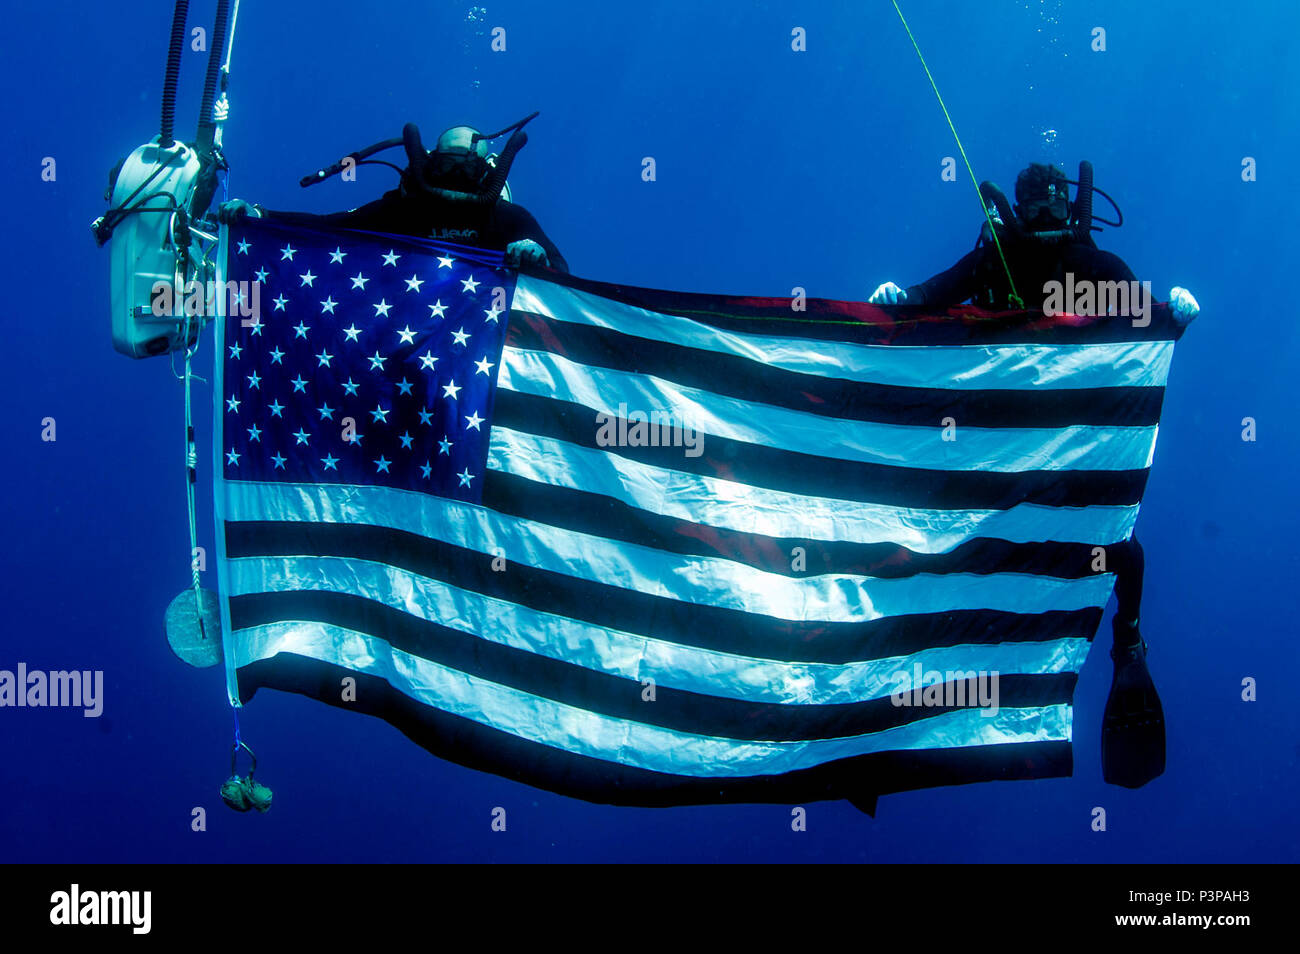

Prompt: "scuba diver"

[868,162,1201,789]
[869,162,1197,319]
[221,116,568,273]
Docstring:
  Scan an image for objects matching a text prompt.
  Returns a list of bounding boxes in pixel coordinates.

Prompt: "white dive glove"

[1169,286,1199,326]
[869,281,908,305]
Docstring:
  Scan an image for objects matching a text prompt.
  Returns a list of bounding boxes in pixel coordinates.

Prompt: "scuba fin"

[1101,620,1166,788]
[847,793,878,817]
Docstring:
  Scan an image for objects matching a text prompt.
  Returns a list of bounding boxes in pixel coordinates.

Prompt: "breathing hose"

[160,0,190,145]
[1074,160,1094,242]
[195,0,231,151]
[479,130,527,204]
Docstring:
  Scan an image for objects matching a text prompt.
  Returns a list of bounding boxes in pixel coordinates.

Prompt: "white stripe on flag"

[224,481,1119,622]
[499,346,1159,473]
[513,274,1176,391]
[232,619,1074,776]
[487,426,1140,549]
[227,554,1094,699]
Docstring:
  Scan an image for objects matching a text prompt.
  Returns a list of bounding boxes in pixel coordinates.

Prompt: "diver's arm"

[257,192,401,231]
[219,189,406,230]
[1081,247,1199,325]
[903,246,981,307]
[497,202,569,273]
[1076,246,1138,283]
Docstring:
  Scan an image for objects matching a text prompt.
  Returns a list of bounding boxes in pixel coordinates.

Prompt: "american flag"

[215,218,1186,810]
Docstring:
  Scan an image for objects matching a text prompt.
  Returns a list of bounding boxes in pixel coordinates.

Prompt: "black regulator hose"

[300,137,404,187]
[479,129,527,204]
[397,119,530,205]
[1073,160,1094,242]
[195,0,231,151]
[402,123,428,165]
[978,180,1017,235]
[188,0,234,220]
[160,0,190,145]
[400,122,431,191]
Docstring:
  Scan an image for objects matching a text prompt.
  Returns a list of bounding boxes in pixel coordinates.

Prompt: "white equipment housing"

[107,138,203,358]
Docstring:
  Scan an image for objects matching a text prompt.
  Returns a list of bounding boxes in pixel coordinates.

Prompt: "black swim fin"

[847,793,878,817]
[1101,621,1166,788]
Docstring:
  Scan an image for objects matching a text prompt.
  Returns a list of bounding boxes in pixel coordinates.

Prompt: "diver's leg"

[1101,534,1165,787]
[1110,536,1144,644]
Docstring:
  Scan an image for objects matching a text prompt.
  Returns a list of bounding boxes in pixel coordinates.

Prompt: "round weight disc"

[164,588,224,668]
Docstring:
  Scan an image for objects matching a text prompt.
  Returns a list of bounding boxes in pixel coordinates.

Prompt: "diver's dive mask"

[419,114,540,195]
[301,112,541,205]
[1014,163,1071,230]
[426,133,491,192]
[1018,189,1069,228]
[397,112,538,204]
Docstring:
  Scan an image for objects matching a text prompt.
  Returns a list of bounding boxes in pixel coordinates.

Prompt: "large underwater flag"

[214,217,1185,809]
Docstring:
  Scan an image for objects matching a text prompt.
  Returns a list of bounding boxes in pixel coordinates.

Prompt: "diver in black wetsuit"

[870,163,1198,317]
[869,162,1202,788]
[888,178,1133,311]
[222,120,568,273]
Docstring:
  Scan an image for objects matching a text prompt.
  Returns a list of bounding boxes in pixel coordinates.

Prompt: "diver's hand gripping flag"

[215,218,1188,809]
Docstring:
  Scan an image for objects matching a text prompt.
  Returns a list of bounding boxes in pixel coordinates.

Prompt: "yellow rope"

[890,0,1023,309]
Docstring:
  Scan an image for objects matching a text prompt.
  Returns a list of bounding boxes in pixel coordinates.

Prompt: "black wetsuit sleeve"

[259,191,570,273]
[903,245,983,307]
[496,203,569,274]
[259,192,403,232]
[1071,246,1138,283]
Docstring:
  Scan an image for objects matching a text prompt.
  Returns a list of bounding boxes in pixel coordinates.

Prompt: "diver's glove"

[869,282,908,305]
[506,239,550,269]
[1169,286,1199,326]
[218,199,263,223]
